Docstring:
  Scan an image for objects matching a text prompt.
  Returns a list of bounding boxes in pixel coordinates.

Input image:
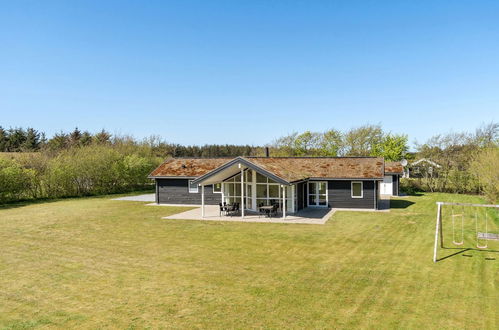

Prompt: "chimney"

[265,147,270,157]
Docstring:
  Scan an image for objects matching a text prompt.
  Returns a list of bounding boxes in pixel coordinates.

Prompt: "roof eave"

[192,157,291,185]
[148,175,198,179]
[307,177,385,181]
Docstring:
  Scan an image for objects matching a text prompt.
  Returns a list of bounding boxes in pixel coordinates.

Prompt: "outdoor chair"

[219,203,226,217]
[227,203,239,217]
[270,204,278,218]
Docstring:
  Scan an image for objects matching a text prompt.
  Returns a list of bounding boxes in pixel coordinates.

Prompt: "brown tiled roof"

[149,158,233,177]
[246,157,384,182]
[150,157,385,181]
[384,161,404,174]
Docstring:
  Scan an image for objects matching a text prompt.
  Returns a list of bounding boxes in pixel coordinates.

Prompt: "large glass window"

[221,170,295,212]
[268,185,279,198]
[246,170,252,182]
[222,173,246,205]
[256,172,267,183]
[224,182,235,196]
[257,184,267,198]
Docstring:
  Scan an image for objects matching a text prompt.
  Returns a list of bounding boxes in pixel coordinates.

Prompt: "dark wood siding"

[297,182,305,210]
[392,175,399,196]
[156,179,221,205]
[376,181,380,209]
[327,180,376,209]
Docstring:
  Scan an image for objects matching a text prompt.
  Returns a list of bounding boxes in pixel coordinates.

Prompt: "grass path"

[0,193,497,329]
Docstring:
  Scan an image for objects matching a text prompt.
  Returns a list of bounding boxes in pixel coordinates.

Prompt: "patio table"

[224,204,239,216]
[259,205,274,217]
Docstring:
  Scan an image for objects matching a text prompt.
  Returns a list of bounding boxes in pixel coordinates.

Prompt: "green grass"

[0,193,497,329]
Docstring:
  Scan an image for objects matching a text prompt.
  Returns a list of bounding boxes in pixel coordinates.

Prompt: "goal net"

[433,202,499,262]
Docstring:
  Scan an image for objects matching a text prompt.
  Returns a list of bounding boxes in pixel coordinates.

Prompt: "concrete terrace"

[112,194,390,224]
[162,205,335,224]
[162,201,390,225]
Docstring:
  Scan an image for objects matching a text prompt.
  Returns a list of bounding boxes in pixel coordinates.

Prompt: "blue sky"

[1,1,498,147]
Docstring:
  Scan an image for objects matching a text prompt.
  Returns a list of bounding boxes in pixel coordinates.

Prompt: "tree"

[22,128,41,151]
[47,131,69,150]
[80,131,93,146]
[371,134,408,161]
[293,131,320,156]
[472,122,499,147]
[69,127,82,147]
[272,132,298,156]
[318,129,343,156]
[94,129,112,145]
[470,147,499,202]
[0,126,7,152]
[343,124,383,156]
[5,127,27,152]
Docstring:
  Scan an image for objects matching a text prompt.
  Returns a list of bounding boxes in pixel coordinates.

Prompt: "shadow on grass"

[437,246,499,262]
[0,198,62,210]
[400,191,425,197]
[390,199,415,209]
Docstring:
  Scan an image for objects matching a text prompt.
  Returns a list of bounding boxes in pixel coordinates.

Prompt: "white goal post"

[433,201,499,263]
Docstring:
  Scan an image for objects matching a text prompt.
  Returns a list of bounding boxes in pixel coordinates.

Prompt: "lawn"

[0,193,497,329]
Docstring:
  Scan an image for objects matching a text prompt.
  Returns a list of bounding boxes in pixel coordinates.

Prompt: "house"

[404,158,441,178]
[382,161,404,196]
[149,156,405,214]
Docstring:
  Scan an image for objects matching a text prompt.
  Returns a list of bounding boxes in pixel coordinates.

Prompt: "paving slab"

[112,194,155,202]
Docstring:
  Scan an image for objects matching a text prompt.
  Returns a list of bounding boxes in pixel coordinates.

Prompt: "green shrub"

[399,178,421,195]
[0,145,157,204]
[0,158,36,202]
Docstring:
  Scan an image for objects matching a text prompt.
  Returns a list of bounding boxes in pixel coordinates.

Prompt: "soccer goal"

[433,201,499,262]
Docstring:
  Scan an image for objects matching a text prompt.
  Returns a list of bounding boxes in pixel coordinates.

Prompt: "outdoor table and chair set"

[218,202,280,218]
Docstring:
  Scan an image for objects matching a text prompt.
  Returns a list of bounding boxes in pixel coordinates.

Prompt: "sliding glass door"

[308,181,327,207]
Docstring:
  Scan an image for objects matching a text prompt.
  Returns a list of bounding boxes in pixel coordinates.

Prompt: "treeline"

[404,122,499,202]
[0,126,264,157]
[270,124,408,160]
[0,127,266,203]
[1,123,498,203]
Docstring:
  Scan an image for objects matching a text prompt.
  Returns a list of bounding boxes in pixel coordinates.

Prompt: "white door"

[308,182,328,207]
[381,176,393,195]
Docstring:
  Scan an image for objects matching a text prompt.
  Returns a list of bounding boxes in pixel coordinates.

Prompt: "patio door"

[308,181,327,207]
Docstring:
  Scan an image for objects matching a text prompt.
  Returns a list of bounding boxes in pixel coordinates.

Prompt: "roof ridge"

[246,156,383,159]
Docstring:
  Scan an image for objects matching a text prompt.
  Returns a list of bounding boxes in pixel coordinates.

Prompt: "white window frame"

[351,181,363,198]
[213,183,222,194]
[188,180,199,193]
[307,181,328,207]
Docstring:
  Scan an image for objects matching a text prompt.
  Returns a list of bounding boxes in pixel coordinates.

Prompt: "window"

[188,180,198,193]
[351,181,363,198]
[256,172,267,183]
[213,183,222,193]
[308,181,327,207]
